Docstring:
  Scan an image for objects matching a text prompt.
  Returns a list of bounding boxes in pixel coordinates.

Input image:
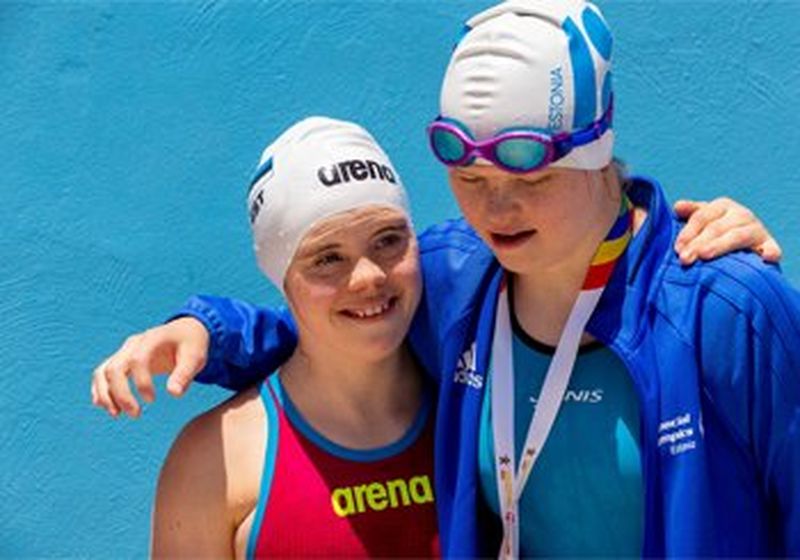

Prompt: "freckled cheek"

[304,283,340,301]
[287,280,342,325]
[453,189,490,228]
[517,190,568,223]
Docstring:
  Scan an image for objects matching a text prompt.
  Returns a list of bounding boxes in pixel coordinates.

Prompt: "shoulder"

[630,174,799,333]
[158,386,267,521]
[418,218,495,277]
[657,249,800,345]
[169,385,264,462]
[418,217,486,254]
[652,251,800,411]
[624,180,800,344]
[417,218,498,295]
[411,219,501,349]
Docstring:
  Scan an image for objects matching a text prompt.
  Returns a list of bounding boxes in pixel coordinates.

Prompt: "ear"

[584,167,618,205]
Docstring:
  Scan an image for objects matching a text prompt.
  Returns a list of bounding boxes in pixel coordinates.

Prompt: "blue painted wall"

[1,1,798,556]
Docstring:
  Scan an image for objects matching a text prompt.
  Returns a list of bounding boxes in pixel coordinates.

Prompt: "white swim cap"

[247,117,410,292]
[440,0,614,170]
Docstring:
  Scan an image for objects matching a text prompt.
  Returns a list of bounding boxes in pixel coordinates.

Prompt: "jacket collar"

[587,175,676,348]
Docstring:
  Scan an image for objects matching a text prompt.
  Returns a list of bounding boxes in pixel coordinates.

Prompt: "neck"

[512,257,595,347]
[513,194,631,347]
[279,343,423,449]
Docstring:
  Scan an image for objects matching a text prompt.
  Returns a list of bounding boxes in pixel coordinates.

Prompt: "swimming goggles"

[427,97,613,174]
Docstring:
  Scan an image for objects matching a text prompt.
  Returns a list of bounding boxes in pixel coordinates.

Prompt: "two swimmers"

[94,1,799,557]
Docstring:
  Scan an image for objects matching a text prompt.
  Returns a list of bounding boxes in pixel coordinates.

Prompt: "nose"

[484,180,519,216]
[348,256,387,292]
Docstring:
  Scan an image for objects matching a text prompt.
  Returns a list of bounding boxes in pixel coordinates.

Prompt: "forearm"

[170,295,298,391]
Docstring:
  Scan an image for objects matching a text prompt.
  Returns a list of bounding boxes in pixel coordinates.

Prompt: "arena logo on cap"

[317,159,397,187]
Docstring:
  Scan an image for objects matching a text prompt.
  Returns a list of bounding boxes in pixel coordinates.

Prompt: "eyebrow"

[297,242,342,260]
[372,222,410,237]
[520,173,550,186]
[298,220,410,258]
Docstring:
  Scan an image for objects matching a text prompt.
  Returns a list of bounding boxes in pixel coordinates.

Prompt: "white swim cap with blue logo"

[247,117,410,292]
[440,0,614,170]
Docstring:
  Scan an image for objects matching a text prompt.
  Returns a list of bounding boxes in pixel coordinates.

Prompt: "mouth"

[341,296,399,321]
[490,229,536,249]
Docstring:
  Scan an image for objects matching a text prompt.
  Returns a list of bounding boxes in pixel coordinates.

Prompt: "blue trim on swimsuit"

[246,378,281,560]
[279,376,432,463]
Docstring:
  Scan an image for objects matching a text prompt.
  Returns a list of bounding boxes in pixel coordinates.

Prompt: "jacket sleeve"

[754,282,800,555]
[169,295,298,391]
[697,257,800,554]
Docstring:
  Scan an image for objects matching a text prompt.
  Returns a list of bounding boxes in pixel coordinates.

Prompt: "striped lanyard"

[491,197,633,559]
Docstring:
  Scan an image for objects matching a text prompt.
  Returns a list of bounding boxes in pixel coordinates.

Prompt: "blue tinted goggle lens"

[494,138,548,171]
[431,128,467,163]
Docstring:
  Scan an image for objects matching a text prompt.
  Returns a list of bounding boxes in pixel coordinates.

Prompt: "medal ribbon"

[491,197,632,559]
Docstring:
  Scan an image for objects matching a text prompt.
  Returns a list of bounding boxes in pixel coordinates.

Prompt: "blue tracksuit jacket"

[176,177,800,557]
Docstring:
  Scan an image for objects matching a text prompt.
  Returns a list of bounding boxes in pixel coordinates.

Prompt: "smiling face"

[448,164,621,276]
[283,205,421,364]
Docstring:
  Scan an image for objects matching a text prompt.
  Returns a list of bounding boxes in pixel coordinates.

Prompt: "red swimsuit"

[247,376,440,558]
